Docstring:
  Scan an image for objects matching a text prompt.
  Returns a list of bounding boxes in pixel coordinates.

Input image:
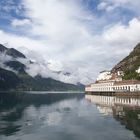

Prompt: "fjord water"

[0,92,140,140]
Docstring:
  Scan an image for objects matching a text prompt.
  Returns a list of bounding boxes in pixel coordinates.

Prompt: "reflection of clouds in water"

[58,100,73,108]
[56,98,95,117]
[76,99,97,117]
[47,112,62,126]
[21,105,48,133]
[23,104,63,127]
[54,99,77,114]
[19,97,96,134]
[24,105,39,118]
[56,98,97,118]
[1,94,139,140]
[21,98,96,130]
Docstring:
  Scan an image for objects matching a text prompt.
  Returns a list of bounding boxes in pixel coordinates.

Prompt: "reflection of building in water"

[86,95,114,116]
[97,106,113,116]
[85,71,140,93]
[85,95,140,107]
[85,94,140,138]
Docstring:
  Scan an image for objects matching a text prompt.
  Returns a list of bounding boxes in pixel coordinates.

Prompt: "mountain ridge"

[0,44,26,58]
[0,44,84,91]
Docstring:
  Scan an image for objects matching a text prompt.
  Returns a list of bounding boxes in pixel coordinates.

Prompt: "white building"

[136,67,140,73]
[96,71,112,81]
[85,81,114,92]
[85,80,140,93]
[113,80,140,92]
[85,70,140,93]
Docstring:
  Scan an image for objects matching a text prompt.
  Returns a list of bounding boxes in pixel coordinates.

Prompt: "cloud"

[0,52,17,73]
[21,58,93,84]
[97,2,108,10]
[0,0,24,16]
[0,0,140,84]
[102,18,140,47]
[11,19,31,27]
[21,0,94,55]
[97,0,140,13]
[97,2,117,12]
[0,30,46,53]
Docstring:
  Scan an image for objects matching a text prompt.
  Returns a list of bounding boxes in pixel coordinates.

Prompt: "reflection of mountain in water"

[113,106,140,138]
[0,92,84,136]
[85,95,140,138]
[0,92,83,107]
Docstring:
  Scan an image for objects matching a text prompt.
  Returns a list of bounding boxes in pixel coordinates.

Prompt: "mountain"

[0,44,26,58]
[0,44,8,52]
[6,48,26,58]
[0,68,20,90]
[112,43,140,80]
[0,44,84,91]
[4,61,26,74]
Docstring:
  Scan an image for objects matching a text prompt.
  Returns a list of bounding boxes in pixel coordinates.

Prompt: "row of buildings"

[85,71,140,93]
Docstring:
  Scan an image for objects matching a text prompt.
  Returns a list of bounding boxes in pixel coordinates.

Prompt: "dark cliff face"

[0,45,26,58]
[6,48,26,58]
[4,61,26,74]
[112,43,140,73]
[0,44,8,52]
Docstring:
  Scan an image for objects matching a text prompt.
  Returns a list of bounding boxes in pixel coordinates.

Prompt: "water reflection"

[0,92,83,137]
[0,92,140,140]
[85,94,140,138]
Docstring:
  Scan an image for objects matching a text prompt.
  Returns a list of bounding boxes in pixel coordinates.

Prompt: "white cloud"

[0,0,140,84]
[97,0,140,13]
[0,52,17,73]
[0,30,46,53]
[47,60,63,72]
[11,19,31,27]
[102,18,140,47]
[97,2,108,10]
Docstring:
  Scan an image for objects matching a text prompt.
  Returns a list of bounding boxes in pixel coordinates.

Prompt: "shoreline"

[85,91,140,97]
[0,90,85,94]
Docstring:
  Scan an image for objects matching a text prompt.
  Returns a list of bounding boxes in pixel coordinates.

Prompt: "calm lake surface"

[0,92,140,140]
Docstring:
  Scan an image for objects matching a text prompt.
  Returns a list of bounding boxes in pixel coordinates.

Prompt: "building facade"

[85,71,140,93]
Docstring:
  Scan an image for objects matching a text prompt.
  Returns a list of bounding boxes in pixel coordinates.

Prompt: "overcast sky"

[0,0,140,84]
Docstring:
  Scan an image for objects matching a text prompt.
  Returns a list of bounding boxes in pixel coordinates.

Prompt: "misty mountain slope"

[0,44,8,52]
[18,73,84,91]
[0,44,26,58]
[0,44,84,91]
[17,74,82,91]
[6,48,26,58]
[112,43,140,80]
[34,75,82,91]
[0,68,20,90]
[4,61,26,74]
